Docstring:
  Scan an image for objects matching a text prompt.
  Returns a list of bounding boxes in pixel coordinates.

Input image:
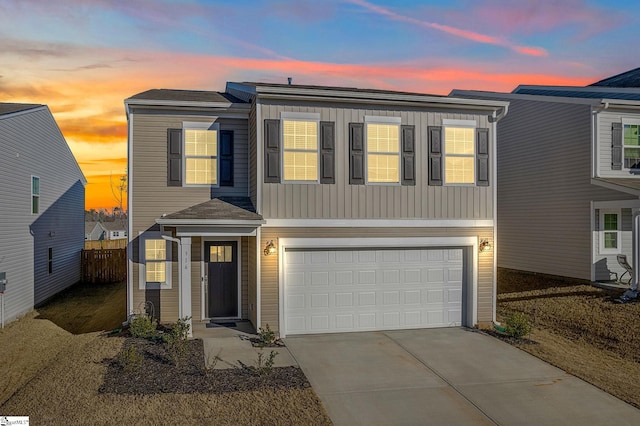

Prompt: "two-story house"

[0,103,86,324]
[125,83,508,336]
[453,69,640,287]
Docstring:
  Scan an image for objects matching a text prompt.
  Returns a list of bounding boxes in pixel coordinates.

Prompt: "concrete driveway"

[285,328,640,425]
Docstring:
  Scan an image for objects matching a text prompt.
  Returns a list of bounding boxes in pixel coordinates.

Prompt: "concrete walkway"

[285,328,640,426]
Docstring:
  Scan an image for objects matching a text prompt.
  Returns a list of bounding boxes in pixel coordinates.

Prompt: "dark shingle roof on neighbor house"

[127,89,245,104]
[0,103,42,116]
[590,67,640,87]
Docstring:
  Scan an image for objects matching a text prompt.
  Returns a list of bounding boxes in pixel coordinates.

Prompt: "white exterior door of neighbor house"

[282,246,465,336]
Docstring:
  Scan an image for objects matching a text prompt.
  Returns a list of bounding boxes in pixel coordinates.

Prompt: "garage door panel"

[285,247,464,335]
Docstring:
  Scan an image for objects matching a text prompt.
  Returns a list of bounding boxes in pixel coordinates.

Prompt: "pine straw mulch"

[496,268,640,409]
[100,337,310,395]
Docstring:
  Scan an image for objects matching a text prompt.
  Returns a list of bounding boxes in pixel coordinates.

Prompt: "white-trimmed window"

[366,116,400,183]
[31,176,40,214]
[139,233,171,289]
[599,210,621,254]
[282,112,319,182]
[623,123,640,170]
[444,120,475,185]
[184,123,218,185]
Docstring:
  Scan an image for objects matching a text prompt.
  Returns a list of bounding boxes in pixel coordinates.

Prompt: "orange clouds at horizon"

[2,47,600,211]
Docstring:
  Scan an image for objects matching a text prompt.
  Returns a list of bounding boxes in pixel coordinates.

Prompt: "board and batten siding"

[494,98,636,280]
[258,101,494,220]
[0,107,85,323]
[259,227,494,333]
[130,111,249,323]
[597,109,640,178]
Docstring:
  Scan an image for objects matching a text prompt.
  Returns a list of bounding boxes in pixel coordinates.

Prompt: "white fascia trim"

[263,219,493,228]
[277,236,478,338]
[156,219,265,226]
[177,229,257,237]
[593,199,640,209]
[127,111,134,317]
[443,119,476,127]
[365,115,401,124]
[281,111,320,120]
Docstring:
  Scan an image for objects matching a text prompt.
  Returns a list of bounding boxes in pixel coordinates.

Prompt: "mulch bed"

[99,337,311,395]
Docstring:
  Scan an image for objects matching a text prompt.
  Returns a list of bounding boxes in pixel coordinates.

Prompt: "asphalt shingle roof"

[127,89,245,104]
[590,67,640,88]
[0,103,42,115]
[162,197,262,221]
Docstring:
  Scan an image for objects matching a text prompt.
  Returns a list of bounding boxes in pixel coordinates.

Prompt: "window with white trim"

[599,210,621,254]
[31,176,40,214]
[444,126,475,184]
[623,123,640,170]
[184,126,218,185]
[366,117,400,183]
[139,234,172,289]
[283,119,318,181]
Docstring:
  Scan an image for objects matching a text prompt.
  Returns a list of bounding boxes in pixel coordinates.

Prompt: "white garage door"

[284,247,464,335]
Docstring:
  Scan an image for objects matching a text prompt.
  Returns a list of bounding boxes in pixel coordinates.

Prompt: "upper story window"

[444,123,475,185]
[283,119,318,181]
[623,124,640,170]
[31,176,40,214]
[366,119,400,184]
[185,127,218,185]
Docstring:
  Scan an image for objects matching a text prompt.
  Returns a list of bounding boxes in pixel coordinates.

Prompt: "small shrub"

[257,323,277,346]
[164,316,191,365]
[129,314,157,339]
[255,350,278,375]
[117,346,143,372]
[505,312,532,338]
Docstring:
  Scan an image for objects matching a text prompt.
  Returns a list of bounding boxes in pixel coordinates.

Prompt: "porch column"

[180,237,193,337]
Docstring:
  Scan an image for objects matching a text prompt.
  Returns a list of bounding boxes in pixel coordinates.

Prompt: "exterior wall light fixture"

[264,240,277,256]
[479,239,491,252]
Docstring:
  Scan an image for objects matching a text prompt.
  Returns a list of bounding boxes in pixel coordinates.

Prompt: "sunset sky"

[2,0,638,210]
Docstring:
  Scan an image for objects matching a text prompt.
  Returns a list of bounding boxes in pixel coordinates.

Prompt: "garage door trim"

[278,237,478,337]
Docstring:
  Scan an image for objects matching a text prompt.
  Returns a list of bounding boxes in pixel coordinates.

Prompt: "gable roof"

[590,67,640,88]
[0,103,43,116]
[156,197,264,226]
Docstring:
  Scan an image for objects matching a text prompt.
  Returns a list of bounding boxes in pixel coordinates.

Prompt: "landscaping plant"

[255,350,278,375]
[164,316,191,365]
[128,314,157,338]
[504,311,532,339]
[117,346,143,372]
[257,323,277,346]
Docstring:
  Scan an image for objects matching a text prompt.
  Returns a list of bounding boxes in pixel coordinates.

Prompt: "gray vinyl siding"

[598,110,640,177]
[258,101,494,220]
[493,98,636,280]
[129,111,250,323]
[260,227,494,333]
[0,107,85,322]
[249,101,258,209]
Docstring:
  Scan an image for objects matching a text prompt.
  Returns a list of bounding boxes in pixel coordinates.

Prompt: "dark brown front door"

[205,241,238,318]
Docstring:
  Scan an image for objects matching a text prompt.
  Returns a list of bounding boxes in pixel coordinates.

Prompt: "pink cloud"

[345,0,547,56]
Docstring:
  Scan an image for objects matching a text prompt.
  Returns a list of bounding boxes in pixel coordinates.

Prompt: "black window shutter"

[428,126,443,186]
[349,123,365,185]
[219,130,234,186]
[401,125,415,186]
[612,122,623,170]
[167,128,182,186]
[264,119,281,183]
[476,128,490,186]
[320,121,335,184]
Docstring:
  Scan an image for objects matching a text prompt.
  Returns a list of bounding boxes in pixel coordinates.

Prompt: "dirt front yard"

[0,281,331,425]
[497,268,640,409]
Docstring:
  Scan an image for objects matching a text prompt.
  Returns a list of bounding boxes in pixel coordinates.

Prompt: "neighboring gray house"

[126,83,508,336]
[85,221,127,240]
[0,103,86,324]
[452,69,640,283]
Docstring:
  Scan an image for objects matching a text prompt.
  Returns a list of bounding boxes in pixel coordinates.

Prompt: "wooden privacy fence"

[81,248,127,284]
[84,239,128,250]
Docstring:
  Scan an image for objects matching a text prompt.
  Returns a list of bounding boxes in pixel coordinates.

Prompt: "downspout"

[126,104,134,319]
[490,105,509,325]
[162,233,183,317]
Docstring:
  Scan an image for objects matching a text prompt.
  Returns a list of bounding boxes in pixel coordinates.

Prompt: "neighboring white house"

[0,103,86,324]
[85,221,127,241]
